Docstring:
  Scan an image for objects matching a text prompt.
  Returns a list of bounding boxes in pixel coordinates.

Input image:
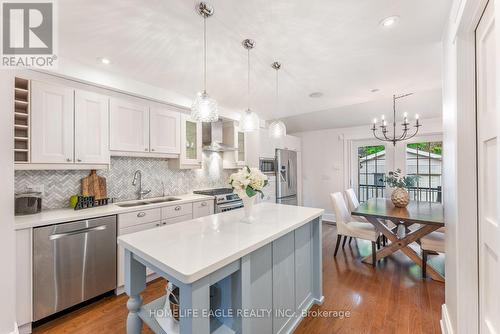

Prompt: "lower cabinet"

[193,200,214,218]
[242,222,315,334]
[117,220,162,288]
[16,229,32,331]
[116,200,214,291]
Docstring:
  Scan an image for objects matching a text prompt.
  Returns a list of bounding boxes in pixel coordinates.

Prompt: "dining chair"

[420,230,445,278]
[330,192,380,266]
[344,188,389,246]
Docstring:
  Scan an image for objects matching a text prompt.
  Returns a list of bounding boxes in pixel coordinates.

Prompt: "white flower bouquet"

[229,166,269,198]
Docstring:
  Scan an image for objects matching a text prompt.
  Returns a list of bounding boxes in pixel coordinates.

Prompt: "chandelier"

[191,2,218,122]
[371,93,421,146]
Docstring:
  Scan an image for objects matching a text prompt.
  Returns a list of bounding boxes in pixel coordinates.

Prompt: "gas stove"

[193,188,243,213]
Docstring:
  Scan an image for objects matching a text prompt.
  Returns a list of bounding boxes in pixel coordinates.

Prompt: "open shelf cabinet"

[14,77,30,163]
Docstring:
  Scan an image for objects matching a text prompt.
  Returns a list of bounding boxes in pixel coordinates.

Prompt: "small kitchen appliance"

[15,191,42,215]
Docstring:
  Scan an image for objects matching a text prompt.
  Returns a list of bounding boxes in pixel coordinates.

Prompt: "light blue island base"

[124,216,323,334]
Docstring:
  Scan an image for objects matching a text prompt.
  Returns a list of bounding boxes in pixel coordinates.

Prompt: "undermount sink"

[115,202,148,208]
[145,197,181,204]
[115,197,181,208]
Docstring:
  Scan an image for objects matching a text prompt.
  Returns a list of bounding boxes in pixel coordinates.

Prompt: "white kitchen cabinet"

[74,90,110,164]
[163,214,193,225]
[172,114,202,168]
[223,121,247,169]
[193,200,215,218]
[31,81,74,163]
[117,220,161,288]
[149,107,181,154]
[109,98,149,153]
[16,229,32,330]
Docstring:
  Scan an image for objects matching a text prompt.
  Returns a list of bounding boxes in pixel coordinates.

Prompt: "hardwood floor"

[33,223,444,334]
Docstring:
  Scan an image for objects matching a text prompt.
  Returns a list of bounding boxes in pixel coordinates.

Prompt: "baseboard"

[9,322,19,334]
[440,304,454,334]
[323,213,336,223]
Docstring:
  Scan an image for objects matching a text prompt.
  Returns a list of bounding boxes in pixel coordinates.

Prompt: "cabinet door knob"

[151,148,155,152]
[77,159,82,162]
[163,222,167,225]
[175,206,181,211]
[156,223,161,227]
[137,212,146,218]
[145,148,148,151]
[66,158,71,162]
[201,202,207,207]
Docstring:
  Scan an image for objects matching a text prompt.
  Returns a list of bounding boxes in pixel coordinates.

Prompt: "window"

[406,142,443,202]
[358,145,386,202]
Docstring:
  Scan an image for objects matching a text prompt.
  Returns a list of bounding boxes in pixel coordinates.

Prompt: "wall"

[0,72,17,333]
[440,0,488,332]
[15,153,233,210]
[294,117,442,222]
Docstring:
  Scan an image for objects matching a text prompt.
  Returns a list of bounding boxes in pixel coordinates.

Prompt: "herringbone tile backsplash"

[15,154,234,209]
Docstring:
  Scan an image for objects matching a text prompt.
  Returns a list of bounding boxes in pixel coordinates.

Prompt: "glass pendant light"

[269,61,287,138]
[239,39,260,132]
[191,2,218,122]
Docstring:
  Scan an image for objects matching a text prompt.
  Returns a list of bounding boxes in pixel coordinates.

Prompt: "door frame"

[444,0,491,332]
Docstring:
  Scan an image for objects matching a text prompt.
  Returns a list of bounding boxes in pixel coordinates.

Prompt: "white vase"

[241,195,256,223]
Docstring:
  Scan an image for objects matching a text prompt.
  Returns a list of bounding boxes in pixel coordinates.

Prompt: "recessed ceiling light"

[97,57,111,65]
[380,16,400,28]
[309,92,323,98]
[370,88,380,93]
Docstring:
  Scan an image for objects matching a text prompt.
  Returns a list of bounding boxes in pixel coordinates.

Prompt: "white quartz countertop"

[118,203,324,284]
[14,193,214,230]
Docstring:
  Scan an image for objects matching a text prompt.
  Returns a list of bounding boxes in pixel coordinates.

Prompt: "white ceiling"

[283,88,442,133]
[58,0,451,130]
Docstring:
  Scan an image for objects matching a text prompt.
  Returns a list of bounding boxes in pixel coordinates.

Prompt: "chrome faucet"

[132,170,151,200]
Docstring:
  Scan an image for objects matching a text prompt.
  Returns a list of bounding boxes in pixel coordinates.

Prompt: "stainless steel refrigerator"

[276,149,298,205]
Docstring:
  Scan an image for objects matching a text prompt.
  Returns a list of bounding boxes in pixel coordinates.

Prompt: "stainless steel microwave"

[259,157,276,174]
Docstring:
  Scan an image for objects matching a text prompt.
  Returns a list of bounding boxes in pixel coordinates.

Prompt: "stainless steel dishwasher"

[33,216,117,321]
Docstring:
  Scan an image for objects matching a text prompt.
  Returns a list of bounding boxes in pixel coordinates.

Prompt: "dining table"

[351,198,445,282]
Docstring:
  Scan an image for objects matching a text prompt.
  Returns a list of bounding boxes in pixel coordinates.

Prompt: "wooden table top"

[352,198,444,225]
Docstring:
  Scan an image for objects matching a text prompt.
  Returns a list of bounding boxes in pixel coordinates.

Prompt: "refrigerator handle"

[288,159,291,188]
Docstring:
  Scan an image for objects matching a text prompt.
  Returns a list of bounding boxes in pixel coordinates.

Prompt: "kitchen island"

[118,202,324,334]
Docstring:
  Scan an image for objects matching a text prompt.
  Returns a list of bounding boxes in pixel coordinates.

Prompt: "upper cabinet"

[30,82,110,166]
[223,121,247,169]
[31,81,74,164]
[109,99,181,157]
[172,114,202,169]
[74,90,109,164]
[149,107,181,154]
[109,98,149,153]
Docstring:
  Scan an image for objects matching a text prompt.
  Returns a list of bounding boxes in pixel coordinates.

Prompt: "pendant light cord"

[276,67,279,108]
[203,16,207,93]
[247,48,250,111]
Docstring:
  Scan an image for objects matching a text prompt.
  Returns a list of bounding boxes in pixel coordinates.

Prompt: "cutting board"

[81,170,107,200]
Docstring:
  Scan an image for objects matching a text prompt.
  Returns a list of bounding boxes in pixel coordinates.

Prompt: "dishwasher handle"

[49,225,107,241]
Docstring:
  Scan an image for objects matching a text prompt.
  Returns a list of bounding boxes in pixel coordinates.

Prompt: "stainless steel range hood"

[202,121,236,152]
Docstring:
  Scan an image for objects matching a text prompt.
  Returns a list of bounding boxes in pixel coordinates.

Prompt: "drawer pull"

[201,202,207,207]
[174,206,181,211]
[137,212,146,218]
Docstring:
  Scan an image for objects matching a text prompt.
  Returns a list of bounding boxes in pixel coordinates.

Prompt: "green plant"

[383,169,418,189]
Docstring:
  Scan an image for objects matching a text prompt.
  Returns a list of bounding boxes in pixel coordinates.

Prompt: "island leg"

[124,249,146,334]
[179,277,211,334]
